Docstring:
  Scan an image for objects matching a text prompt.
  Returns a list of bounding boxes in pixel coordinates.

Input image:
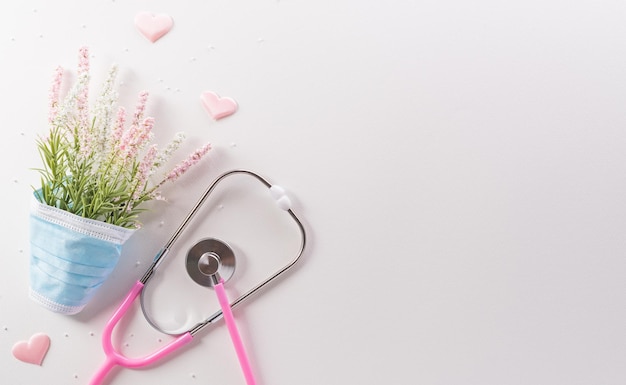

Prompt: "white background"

[1,0,625,384]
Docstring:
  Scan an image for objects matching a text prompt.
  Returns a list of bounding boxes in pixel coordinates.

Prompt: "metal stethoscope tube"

[139,169,307,336]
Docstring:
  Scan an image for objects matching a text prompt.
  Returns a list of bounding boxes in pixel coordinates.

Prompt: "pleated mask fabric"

[28,196,135,314]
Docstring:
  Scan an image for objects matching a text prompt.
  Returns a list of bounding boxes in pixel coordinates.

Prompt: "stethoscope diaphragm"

[185,238,236,287]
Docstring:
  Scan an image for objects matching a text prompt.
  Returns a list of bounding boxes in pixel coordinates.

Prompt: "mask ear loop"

[213,276,257,385]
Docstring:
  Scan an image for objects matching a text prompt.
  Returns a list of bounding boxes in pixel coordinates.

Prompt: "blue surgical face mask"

[29,196,135,314]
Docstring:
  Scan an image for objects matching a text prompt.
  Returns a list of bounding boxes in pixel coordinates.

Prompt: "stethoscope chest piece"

[186,238,236,287]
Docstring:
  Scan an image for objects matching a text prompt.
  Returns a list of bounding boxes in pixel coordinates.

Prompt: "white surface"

[1,0,625,384]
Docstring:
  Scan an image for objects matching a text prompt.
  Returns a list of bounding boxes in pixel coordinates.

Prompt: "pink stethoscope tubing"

[215,280,257,385]
[88,281,193,385]
[89,280,257,385]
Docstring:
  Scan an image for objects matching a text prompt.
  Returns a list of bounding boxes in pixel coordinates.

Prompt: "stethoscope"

[89,170,307,385]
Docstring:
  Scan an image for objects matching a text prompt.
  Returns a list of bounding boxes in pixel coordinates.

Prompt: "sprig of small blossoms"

[35,47,212,228]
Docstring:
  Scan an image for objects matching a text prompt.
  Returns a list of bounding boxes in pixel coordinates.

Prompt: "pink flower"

[164,143,212,183]
[131,91,149,127]
[76,47,90,132]
[77,46,89,77]
[48,66,64,124]
[132,145,158,201]
[136,117,155,147]
[119,117,154,162]
[111,107,126,146]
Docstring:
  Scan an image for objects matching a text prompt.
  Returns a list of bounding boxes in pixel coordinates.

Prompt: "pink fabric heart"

[12,333,51,366]
[200,91,238,120]
[134,12,173,43]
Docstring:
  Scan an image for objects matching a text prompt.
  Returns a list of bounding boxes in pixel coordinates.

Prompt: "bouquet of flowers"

[30,47,211,314]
